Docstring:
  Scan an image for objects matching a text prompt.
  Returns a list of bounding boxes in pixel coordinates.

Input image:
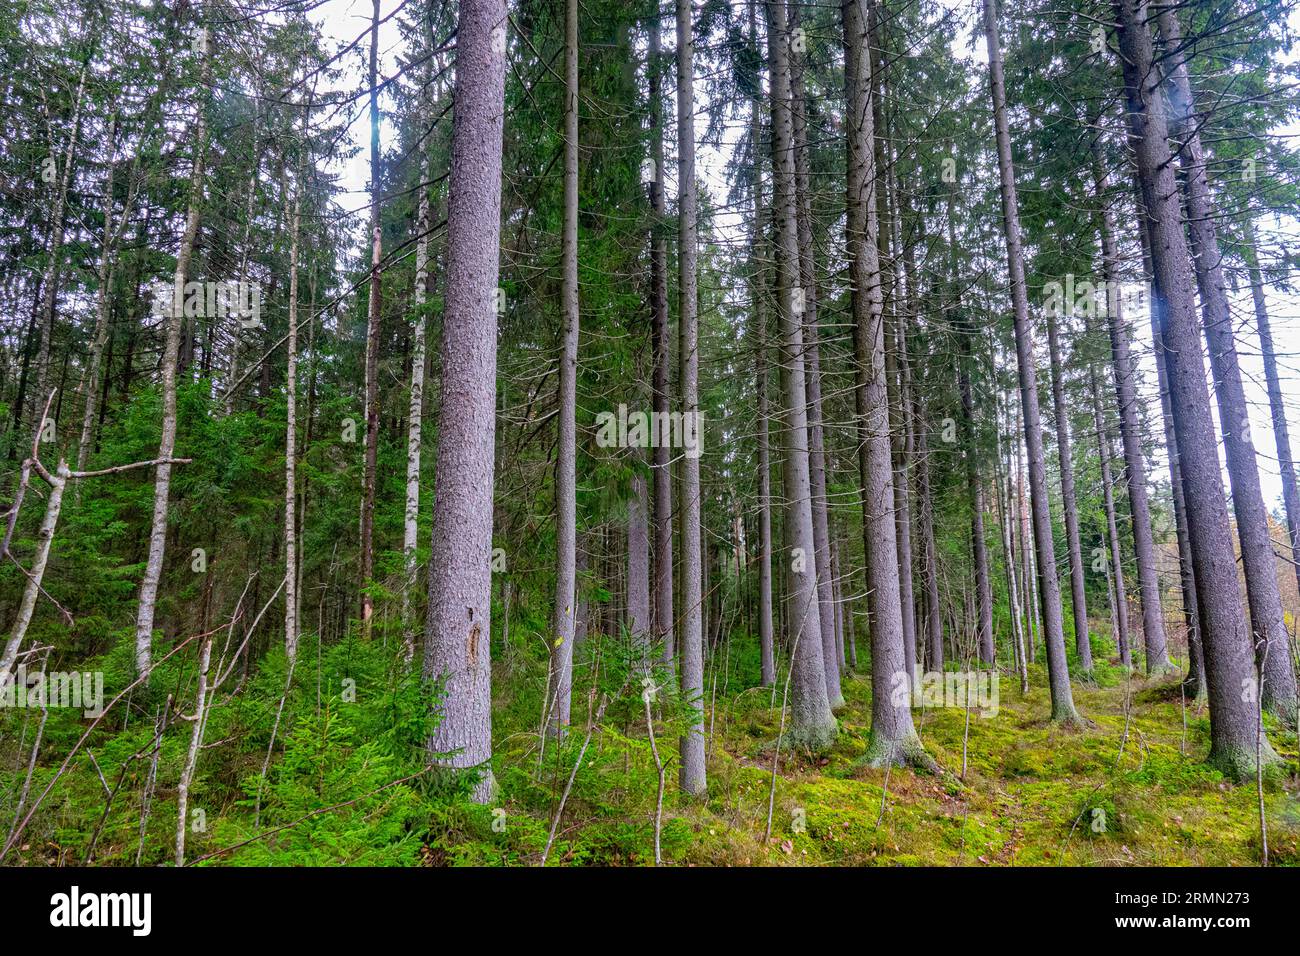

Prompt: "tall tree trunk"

[949,196,994,667]
[422,0,507,803]
[547,0,580,737]
[874,58,918,693]
[648,19,675,676]
[1092,149,1170,673]
[134,24,211,680]
[1136,211,1204,695]
[747,1,775,688]
[958,329,994,666]
[359,0,383,635]
[845,0,929,768]
[1089,362,1130,668]
[1113,0,1276,775]
[1157,7,1297,723]
[982,0,1081,724]
[1243,218,1300,600]
[770,0,835,751]
[790,13,842,708]
[284,158,302,664]
[403,145,432,662]
[629,474,651,663]
[996,411,1029,693]
[907,323,943,673]
[1044,305,1091,672]
[677,0,708,794]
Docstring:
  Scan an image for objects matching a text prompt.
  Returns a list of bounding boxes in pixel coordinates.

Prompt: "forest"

[1,0,1300,874]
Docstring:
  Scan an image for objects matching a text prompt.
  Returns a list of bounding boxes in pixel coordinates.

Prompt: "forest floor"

[461,657,1300,866]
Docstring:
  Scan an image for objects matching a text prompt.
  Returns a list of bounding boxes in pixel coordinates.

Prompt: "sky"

[305,0,1300,517]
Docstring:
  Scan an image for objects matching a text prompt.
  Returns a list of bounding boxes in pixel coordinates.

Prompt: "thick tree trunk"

[845,0,929,768]
[1157,7,1296,723]
[1113,0,1276,775]
[874,80,918,692]
[770,0,835,751]
[790,20,842,708]
[422,0,507,803]
[1135,209,1204,694]
[677,0,708,794]
[982,0,1081,724]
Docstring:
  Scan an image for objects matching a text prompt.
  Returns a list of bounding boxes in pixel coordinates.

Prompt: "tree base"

[860,729,939,773]
[1208,739,1282,782]
[1049,707,1091,732]
[1145,655,1178,677]
[780,719,839,755]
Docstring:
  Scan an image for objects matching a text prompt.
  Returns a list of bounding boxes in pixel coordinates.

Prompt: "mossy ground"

[466,659,1300,866]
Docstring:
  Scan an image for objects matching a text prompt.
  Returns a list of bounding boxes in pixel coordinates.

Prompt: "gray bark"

[547,0,580,736]
[790,20,843,708]
[422,0,507,803]
[1113,0,1276,775]
[1044,305,1091,671]
[770,0,835,751]
[1092,151,1171,673]
[1090,361,1130,667]
[747,2,775,688]
[1139,215,1205,694]
[360,0,383,633]
[983,0,1081,724]
[845,0,929,768]
[628,474,651,662]
[648,19,675,674]
[1158,7,1296,723]
[677,0,707,794]
[1243,218,1300,600]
